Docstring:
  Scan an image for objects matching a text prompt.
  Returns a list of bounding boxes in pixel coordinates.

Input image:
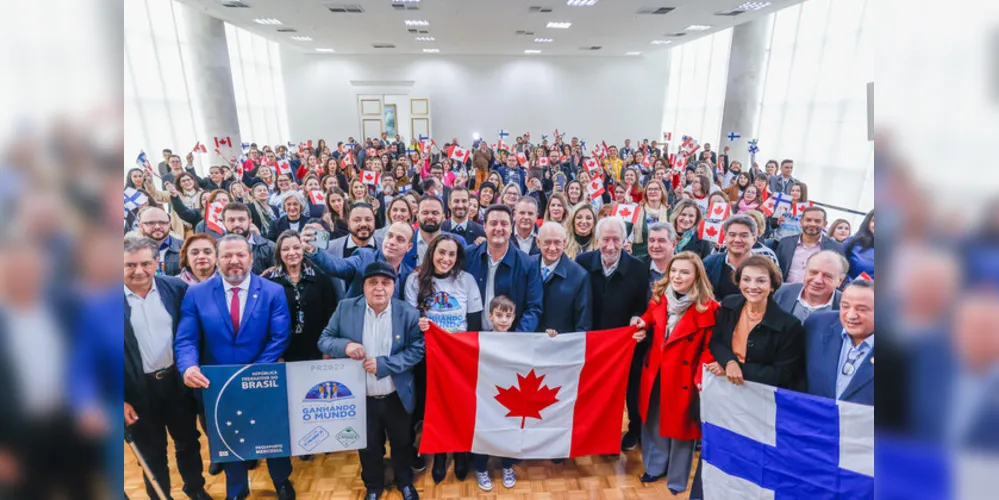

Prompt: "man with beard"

[328,202,382,258]
[403,195,465,268]
[136,206,184,276]
[222,202,275,275]
[175,234,295,500]
[303,221,415,299]
[441,187,486,243]
[773,206,844,283]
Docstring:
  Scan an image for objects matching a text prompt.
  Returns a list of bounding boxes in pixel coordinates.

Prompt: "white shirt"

[4,304,66,417]
[124,283,176,373]
[541,256,560,280]
[415,231,436,266]
[515,231,536,255]
[836,332,874,399]
[451,219,468,233]
[363,303,396,396]
[790,287,836,322]
[481,246,507,330]
[404,271,483,332]
[223,274,252,327]
[602,254,620,277]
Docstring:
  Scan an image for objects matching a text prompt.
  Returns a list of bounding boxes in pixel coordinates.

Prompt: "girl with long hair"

[631,179,670,259]
[178,233,218,285]
[374,196,414,239]
[323,187,350,239]
[670,199,713,259]
[544,193,570,226]
[564,180,585,207]
[736,184,763,214]
[828,219,852,243]
[564,204,597,259]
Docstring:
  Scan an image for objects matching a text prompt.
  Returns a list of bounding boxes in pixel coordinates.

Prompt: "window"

[661,29,734,150]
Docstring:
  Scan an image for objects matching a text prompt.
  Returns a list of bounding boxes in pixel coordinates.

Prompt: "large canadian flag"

[420,324,637,458]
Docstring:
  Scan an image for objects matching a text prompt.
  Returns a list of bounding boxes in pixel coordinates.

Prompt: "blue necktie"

[541,267,552,282]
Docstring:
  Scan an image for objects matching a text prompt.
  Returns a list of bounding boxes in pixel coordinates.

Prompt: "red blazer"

[638,296,719,440]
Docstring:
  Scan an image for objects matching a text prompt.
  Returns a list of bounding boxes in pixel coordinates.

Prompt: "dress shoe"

[276,480,296,500]
[187,490,214,500]
[364,490,383,500]
[640,473,662,483]
[453,453,470,481]
[411,454,427,472]
[400,484,420,500]
[245,459,259,470]
[223,490,249,500]
[621,431,640,451]
[208,463,223,476]
[431,454,448,484]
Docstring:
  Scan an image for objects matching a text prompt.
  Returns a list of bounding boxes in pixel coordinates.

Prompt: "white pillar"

[180,6,241,155]
[719,16,772,165]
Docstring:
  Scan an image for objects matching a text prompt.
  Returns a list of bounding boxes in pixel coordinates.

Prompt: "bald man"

[303,221,415,299]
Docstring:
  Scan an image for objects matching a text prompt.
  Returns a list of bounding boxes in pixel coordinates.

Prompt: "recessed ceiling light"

[566,0,599,6]
[393,0,421,3]
[650,40,672,45]
[253,18,282,25]
[737,2,771,11]
[315,48,335,53]
[534,38,554,43]
[625,51,642,55]
[525,49,542,54]
[415,36,436,41]
[546,22,572,29]
[423,48,440,53]
[291,36,312,41]
[685,24,713,31]
[405,20,430,26]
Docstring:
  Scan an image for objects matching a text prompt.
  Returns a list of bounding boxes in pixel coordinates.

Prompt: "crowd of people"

[123,131,876,500]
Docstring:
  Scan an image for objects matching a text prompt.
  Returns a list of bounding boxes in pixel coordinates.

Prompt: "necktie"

[541,267,552,282]
[230,287,241,333]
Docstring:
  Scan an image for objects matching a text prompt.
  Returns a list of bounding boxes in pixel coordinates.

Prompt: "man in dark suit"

[513,197,541,256]
[403,195,465,269]
[575,217,649,452]
[465,205,544,332]
[124,236,210,500]
[773,206,845,283]
[136,206,183,276]
[327,203,383,258]
[696,143,717,166]
[773,250,847,322]
[318,262,424,500]
[768,159,799,195]
[441,187,486,243]
[803,280,875,405]
[536,222,591,333]
[175,234,294,500]
[158,148,173,177]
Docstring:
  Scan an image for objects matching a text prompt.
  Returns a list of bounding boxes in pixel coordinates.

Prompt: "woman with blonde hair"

[631,179,670,259]
[543,193,570,226]
[630,252,719,494]
[564,203,597,259]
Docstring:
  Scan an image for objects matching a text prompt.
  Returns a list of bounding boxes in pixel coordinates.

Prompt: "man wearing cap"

[318,262,424,500]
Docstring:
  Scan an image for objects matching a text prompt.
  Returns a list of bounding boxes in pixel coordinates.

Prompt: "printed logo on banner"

[301,381,359,422]
[298,426,331,451]
[336,426,361,448]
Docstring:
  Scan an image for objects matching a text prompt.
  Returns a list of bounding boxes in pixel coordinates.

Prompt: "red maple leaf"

[713,206,725,216]
[705,225,718,237]
[619,207,632,217]
[494,369,561,429]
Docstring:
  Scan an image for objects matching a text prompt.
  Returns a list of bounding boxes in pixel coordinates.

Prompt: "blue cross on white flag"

[700,371,874,499]
[498,129,510,139]
[135,151,149,169]
[124,187,148,211]
[748,139,760,155]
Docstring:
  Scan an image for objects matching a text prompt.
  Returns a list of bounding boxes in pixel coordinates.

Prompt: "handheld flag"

[360,170,381,186]
[587,176,605,200]
[761,192,792,217]
[205,202,226,235]
[450,147,470,164]
[240,142,250,152]
[698,220,725,245]
[123,187,148,212]
[583,158,600,176]
[857,271,874,281]
[663,132,672,142]
[308,189,326,206]
[680,136,700,157]
[538,157,550,168]
[792,201,815,217]
[275,159,292,176]
[214,136,233,149]
[705,201,731,222]
[498,129,510,139]
[515,152,528,166]
[135,150,154,176]
[610,203,641,225]
[193,142,208,154]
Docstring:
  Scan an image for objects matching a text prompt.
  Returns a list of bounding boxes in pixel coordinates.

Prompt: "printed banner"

[203,360,367,463]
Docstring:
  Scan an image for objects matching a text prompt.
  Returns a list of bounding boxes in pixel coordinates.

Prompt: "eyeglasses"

[841,345,868,376]
[141,221,171,227]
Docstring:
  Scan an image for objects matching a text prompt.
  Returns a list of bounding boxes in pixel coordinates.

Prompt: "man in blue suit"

[535,222,591,333]
[303,221,414,299]
[175,234,294,500]
[465,204,544,332]
[803,280,875,405]
[318,262,424,500]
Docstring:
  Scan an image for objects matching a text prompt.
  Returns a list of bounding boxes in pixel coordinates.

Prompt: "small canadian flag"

[663,132,672,142]
[583,158,600,176]
[516,152,528,166]
[450,147,470,163]
[538,157,550,167]
[587,176,605,200]
[193,142,208,153]
[642,155,651,168]
[206,202,226,235]
[308,189,326,205]
[343,151,355,165]
[705,201,731,222]
[680,136,700,157]
[610,203,641,225]
[360,170,381,186]
[698,219,725,245]
[275,160,292,176]
[214,136,232,149]
[792,201,815,216]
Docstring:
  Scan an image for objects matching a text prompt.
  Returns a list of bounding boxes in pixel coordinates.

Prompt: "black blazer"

[773,235,845,281]
[537,253,593,333]
[708,294,805,390]
[124,276,190,414]
[575,250,649,331]
[442,219,486,243]
[263,264,341,362]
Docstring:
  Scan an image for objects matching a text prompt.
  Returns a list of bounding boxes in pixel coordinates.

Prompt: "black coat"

[575,250,649,330]
[263,265,340,362]
[773,235,845,281]
[248,202,280,236]
[676,231,714,260]
[537,253,592,333]
[708,294,805,390]
[441,219,486,243]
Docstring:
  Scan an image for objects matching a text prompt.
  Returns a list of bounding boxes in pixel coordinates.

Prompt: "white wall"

[281,49,670,146]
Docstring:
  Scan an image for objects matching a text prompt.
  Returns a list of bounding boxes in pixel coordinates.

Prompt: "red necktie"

[230,287,241,333]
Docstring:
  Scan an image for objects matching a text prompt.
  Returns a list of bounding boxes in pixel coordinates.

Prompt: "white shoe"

[502,467,516,488]
[476,471,493,491]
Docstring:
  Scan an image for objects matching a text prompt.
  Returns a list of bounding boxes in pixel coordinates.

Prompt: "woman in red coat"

[630,251,720,495]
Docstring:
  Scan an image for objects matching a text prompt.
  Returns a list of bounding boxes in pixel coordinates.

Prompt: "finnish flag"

[700,371,873,499]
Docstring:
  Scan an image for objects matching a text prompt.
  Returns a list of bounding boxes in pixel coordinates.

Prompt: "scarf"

[251,199,275,236]
[675,228,696,253]
[574,233,593,247]
[738,198,760,213]
[665,286,695,338]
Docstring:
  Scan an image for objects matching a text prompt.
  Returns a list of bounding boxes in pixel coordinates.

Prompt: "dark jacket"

[441,219,486,244]
[773,235,845,281]
[575,250,648,330]
[263,264,340,362]
[269,216,330,241]
[465,242,544,332]
[310,247,410,301]
[160,236,184,276]
[708,294,805,390]
[703,252,729,301]
[537,253,592,333]
[803,311,873,405]
[773,283,841,317]
[248,235,277,275]
[248,202,280,236]
[676,230,714,260]
[124,276,190,414]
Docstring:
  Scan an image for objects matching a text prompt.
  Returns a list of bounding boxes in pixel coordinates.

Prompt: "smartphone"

[313,230,330,250]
